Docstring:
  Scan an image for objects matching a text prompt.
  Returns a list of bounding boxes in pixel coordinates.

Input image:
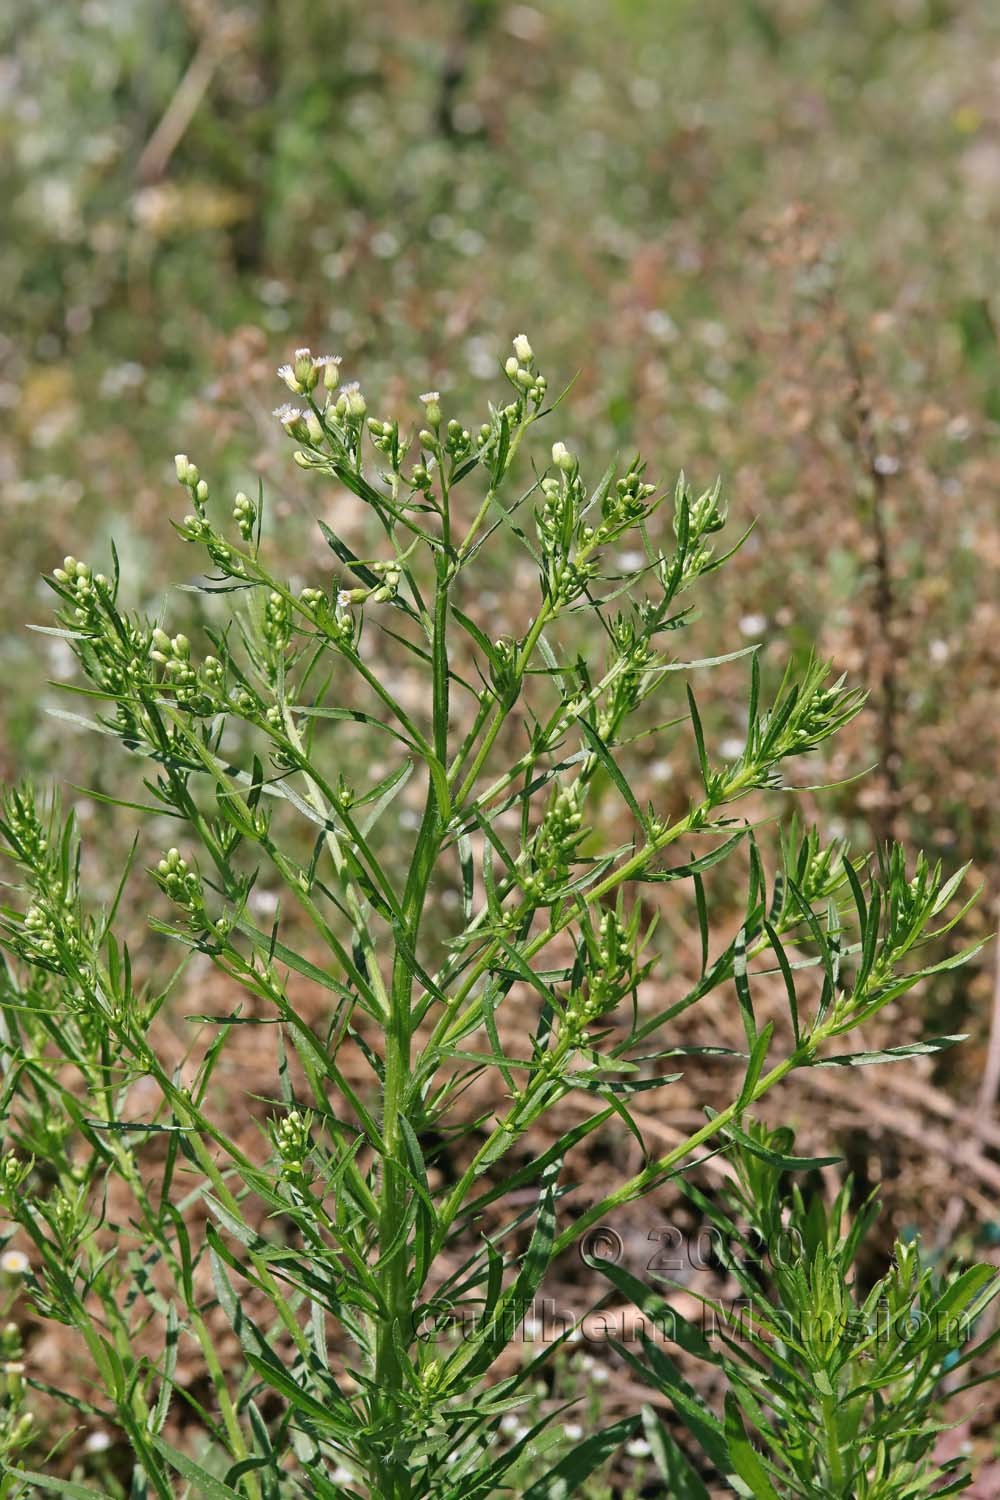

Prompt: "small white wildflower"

[419,390,442,424]
[337,590,353,610]
[738,612,768,637]
[273,403,302,425]
[3,1360,25,1376]
[590,1364,609,1384]
[929,638,950,664]
[551,441,574,472]
[873,453,900,476]
[563,1422,584,1442]
[505,356,520,378]
[513,333,533,363]
[331,1464,354,1484]
[277,363,301,393]
[340,381,367,418]
[625,1437,652,1458]
[0,1250,29,1275]
[314,354,343,390]
[85,1430,113,1454]
[174,453,190,482]
[500,1414,520,1435]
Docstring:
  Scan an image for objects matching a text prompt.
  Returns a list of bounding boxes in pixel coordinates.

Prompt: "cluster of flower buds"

[174,456,247,576]
[51,556,111,631]
[780,826,849,911]
[444,418,472,459]
[271,1109,314,1181]
[520,782,587,901]
[262,590,292,653]
[366,415,406,467]
[536,441,600,605]
[0,786,48,870]
[0,1153,31,1209]
[580,466,657,551]
[20,901,63,963]
[233,490,256,542]
[593,616,655,742]
[335,382,367,422]
[297,585,355,647]
[587,910,634,1013]
[655,474,729,597]
[45,1185,91,1257]
[489,635,520,699]
[503,333,547,407]
[277,349,342,396]
[154,847,205,921]
[174,454,209,523]
[150,629,222,714]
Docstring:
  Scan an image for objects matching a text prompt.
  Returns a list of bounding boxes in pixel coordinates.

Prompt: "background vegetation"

[1,0,999,1489]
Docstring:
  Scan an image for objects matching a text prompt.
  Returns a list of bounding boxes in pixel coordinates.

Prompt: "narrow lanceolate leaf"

[707,1112,841,1170]
[724,1395,782,1500]
[151,1438,247,1500]
[521,1417,637,1500]
[812,1035,967,1066]
[732,926,757,1048]
[686,684,711,793]
[640,1405,712,1499]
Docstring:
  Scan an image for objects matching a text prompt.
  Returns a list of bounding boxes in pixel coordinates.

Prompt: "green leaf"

[686,684,711,793]
[640,1404,711,1500]
[813,1035,967,1066]
[521,1416,636,1500]
[724,1394,782,1500]
[6,1472,109,1499]
[151,1438,247,1499]
[708,1112,841,1170]
[732,926,757,1048]
[736,1022,774,1112]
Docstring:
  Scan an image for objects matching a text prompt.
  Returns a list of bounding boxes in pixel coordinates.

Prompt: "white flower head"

[0,1249,29,1276]
[419,391,440,405]
[551,441,574,473]
[273,403,302,426]
[513,333,533,363]
[563,1422,584,1442]
[336,590,353,610]
[277,364,302,394]
[85,1430,113,1454]
[625,1437,652,1458]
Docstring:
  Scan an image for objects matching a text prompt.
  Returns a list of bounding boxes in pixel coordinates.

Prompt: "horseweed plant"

[0,336,986,1498]
[604,1123,1000,1499]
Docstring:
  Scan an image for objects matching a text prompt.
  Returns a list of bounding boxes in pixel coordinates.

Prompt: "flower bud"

[318,354,343,390]
[513,333,533,363]
[174,454,190,482]
[293,347,317,390]
[504,356,520,378]
[420,391,442,426]
[552,441,574,472]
